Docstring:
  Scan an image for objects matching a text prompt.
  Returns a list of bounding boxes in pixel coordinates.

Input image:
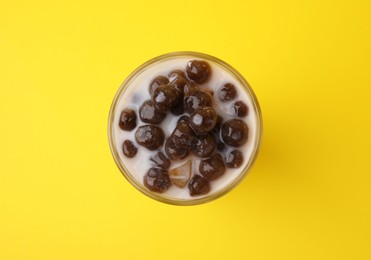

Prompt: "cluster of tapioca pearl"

[118,60,249,196]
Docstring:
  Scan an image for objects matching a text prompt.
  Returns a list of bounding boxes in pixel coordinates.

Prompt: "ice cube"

[169,160,192,188]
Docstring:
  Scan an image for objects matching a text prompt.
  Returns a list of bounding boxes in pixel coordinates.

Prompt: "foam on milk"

[112,57,258,200]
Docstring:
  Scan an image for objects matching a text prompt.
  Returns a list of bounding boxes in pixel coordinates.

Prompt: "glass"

[108,51,262,205]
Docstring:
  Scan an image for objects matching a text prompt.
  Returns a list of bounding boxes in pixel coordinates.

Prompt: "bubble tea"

[108,52,262,205]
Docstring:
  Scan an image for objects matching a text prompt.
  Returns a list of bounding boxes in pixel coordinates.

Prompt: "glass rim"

[108,51,263,206]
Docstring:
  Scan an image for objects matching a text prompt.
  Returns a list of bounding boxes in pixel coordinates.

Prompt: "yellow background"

[1,0,370,259]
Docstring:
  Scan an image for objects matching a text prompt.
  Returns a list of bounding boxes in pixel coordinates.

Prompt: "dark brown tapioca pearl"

[152,85,179,112]
[150,151,171,169]
[225,149,244,168]
[186,60,211,84]
[122,140,138,158]
[119,108,137,131]
[177,115,190,124]
[183,80,199,96]
[171,122,195,148]
[191,134,216,158]
[168,69,186,82]
[164,137,189,160]
[189,107,218,135]
[234,100,249,117]
[144,167,171,193]
[218,83,237,102]
[135,125,164,151]
[149,76,169,94]
[199,153,226,180]
[184,90,212,114]
[188,175,210,196]
[139,100,166,124]
[221,119,248,147]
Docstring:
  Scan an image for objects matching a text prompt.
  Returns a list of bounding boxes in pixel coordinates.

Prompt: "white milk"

[112,57,258,200]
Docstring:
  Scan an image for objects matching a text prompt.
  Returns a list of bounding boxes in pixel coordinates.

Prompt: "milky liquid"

[112,56,258,200]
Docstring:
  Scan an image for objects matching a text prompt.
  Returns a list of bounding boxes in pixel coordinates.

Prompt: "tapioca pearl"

[122,140,138,158]
[221,119,248,147]
[218,83,237,102]
[135,125,165,151]
[186,60,211,84]
[199,153,225,180]
[149,75,169,95]
[234,100,248,117]
[118,108,137,131]
[189,107,217,135]
[188,175,210,196]
[144,168,171,193]
[139,100,166,124]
